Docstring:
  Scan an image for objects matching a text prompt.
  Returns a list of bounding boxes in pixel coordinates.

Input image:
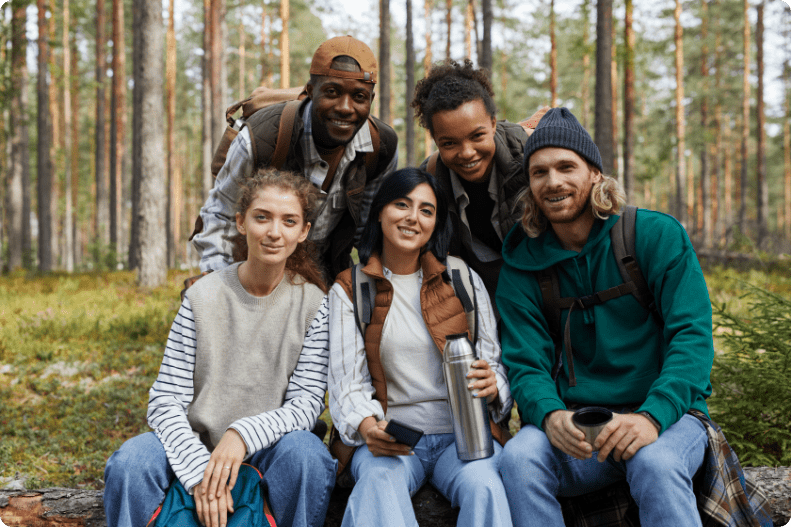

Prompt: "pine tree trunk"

[464,0,472,59]
[69,40,80,268]
[134,0,167,287]
[8,0,27,271]
[380,0,391,123]
[202,0,212,200]
[210,0,225,146]
[445,0,451,60]
[424,0,433,158]
[62,0,74,271]
[712,0,723,244]
[738,0,750,235]
[755,0,767,246]
[550,0,557,108]
[47,12,61,267]
[279,0,289,88]
[622,0,635,203]
[406,0,416,166]
[38,0,53,271]
[167,0,176,267]
[724,123,733,243]
[110,0,127,262]
[784,88,791,240]
[700,0,711,247]
[480,0,492,71]
[95,0,109,248]
[594,0,614,175]
[673,0,687,228]
[610,21,619,180]
[581,0,591,130]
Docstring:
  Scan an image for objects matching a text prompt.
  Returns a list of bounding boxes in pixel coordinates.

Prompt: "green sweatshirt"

[496,209,712,434]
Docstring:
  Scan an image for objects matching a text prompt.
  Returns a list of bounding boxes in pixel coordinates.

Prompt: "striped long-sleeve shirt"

[146,296,330,492]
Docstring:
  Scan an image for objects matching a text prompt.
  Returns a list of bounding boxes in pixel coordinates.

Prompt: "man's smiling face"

[307,76,374,150]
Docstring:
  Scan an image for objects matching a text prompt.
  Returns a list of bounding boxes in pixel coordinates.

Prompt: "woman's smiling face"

[430,99,497,183]
[379,183,438,263]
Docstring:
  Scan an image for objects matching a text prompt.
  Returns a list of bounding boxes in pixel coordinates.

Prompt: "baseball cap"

[310,36,377,84]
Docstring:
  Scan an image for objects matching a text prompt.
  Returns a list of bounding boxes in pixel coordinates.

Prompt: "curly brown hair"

[233,168,327,293]
[411,58,496,134]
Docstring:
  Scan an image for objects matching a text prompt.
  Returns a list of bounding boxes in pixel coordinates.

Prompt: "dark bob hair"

[357,167,453,265]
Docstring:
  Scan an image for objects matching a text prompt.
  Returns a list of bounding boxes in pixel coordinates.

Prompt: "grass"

[0,265,788,489]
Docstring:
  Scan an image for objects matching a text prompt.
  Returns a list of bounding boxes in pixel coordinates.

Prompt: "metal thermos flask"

[442,333,494,461]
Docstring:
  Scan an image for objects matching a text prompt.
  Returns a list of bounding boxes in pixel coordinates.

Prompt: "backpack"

[210,85,381,180]
[350,255,479,347]
[148,464,276,527]
[536,205,661,387]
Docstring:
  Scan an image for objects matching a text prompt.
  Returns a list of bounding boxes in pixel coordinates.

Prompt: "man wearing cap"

[496,107,715,526]
[192,36,398,279]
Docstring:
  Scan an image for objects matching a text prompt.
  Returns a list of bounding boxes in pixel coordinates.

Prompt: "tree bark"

[445,0,451,60]
[380,0,391,123]
[133,0,167,287]
[784,61,791,241]
[63,0,75,271]
[550,0,557,108]
[755,0,767,246]
[18,1,32,269]
[167,0,177,267]
[406,0,416,166]
[480,0,492,72]
[95,0,109,249]
[739,0,750,235]
[673,0,687,228]
[424,0,433,158]
[700,0,711,247]
[594,0,614,175]
[622,0,635,203]
[712,0,723,244]
[47,12,60,267]
[70,39,81,268]
[202,0,213,200]
[110,0,127,262]
[610,20,619,180]
[8,0,28,271]
[38,0,53,271]
[580,0,591,130]
[279,0,289,88]
[464,0,472,60]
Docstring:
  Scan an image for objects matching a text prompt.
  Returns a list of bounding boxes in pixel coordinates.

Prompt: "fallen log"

[1,467,788,527]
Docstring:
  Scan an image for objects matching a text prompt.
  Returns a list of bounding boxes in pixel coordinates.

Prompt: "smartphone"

[384,419,424,448]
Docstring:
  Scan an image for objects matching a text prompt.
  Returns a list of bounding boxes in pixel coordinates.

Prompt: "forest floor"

[0,266,789,490]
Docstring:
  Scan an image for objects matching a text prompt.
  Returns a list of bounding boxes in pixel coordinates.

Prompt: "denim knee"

[500,425,555,487]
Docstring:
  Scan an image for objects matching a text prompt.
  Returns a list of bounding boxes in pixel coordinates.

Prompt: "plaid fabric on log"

[558,411,773,527]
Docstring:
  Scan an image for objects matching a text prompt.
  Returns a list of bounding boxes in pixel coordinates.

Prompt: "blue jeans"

[103,431,336,527]
[343,433,512,527]
[499,413,707,527]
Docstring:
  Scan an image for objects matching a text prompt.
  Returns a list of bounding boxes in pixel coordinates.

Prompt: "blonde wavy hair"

[517,166,626,238]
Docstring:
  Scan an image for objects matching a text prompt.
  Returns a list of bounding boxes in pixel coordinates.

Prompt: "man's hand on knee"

[594,413,658,462]
[544,410,593,460]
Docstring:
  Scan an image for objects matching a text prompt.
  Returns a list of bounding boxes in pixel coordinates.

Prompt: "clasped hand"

[544,410,658,462]
[194,429,247,527]
[466,359,498,404]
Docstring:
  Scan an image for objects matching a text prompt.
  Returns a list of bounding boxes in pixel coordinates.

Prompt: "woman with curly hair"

[411,59,541,306]
[103,168,336,527]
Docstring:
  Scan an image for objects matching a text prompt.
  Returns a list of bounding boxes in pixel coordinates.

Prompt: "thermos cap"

[445,333,468,340]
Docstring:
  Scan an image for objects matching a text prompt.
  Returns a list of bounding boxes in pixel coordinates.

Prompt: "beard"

[537,181,596,226]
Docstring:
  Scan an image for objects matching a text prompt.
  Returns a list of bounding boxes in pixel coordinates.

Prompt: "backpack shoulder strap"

[351,263,376,338]
[270,100,302,169]
[610,205,659,319]
[535,266,575,381]
[364,117,381,178]
[444,256,478,348]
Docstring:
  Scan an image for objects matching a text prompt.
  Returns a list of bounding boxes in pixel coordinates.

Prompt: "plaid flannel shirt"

[559,411,773,527]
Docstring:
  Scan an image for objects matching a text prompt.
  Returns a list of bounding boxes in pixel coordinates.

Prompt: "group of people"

[102,35,759,527]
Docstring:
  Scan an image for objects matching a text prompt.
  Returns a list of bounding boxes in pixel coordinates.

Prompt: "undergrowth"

[0,265,788,489]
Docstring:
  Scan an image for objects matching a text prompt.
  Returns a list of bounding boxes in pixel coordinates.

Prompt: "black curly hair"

[411,59,496,135]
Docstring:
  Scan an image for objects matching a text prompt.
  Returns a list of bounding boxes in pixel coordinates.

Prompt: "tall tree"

[63,0,75,271]
[7,0,30,271]
[580,0,591,130]
[380,0,391,123]
[712,0,723,243]
[210,0,226,147]
[406,0,416,166]
[424,0,433,157]
[738,0,750,234]
[700,0,712,246]
[464,0,473,59]
[549,0,557,107]
[622,0,635,203]
[166,0,177,267]
[673,0,687,228]
[69,39,81,267]
[279,0,289,88]
[445,0,451,60]
[47,11,61,267]
[110,0,127,261]
[38,0,53,271]
[133,0,167,287]
[201,0,212,200]
[95,0,109,247]
[610,21,618,179]
[755,0,767,245]
[594,0,614,175]
[480,0,492,71]
[784,58,791,240]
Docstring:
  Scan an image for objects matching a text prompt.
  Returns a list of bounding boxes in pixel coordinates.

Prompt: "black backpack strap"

[536,267,577,386]
[444,256,478,348]
[350,263,376,338]
[610,205,659,320]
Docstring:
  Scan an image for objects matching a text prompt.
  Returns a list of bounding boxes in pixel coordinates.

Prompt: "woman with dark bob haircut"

[327,167,514,527]
[411,58,545,306]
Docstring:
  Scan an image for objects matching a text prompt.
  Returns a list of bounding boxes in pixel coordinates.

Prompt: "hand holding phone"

[384,419,424,448]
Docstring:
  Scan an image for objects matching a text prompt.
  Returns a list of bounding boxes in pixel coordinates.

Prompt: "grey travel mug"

[442,333,494,461]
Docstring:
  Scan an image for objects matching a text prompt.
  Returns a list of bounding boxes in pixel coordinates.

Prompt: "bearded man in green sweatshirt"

[496,107,713,527]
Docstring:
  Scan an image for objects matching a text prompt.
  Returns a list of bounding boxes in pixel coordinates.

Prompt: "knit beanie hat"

[522,107,603,176]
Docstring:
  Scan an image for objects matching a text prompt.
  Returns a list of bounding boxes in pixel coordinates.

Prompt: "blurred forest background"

[1,0,790,287]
